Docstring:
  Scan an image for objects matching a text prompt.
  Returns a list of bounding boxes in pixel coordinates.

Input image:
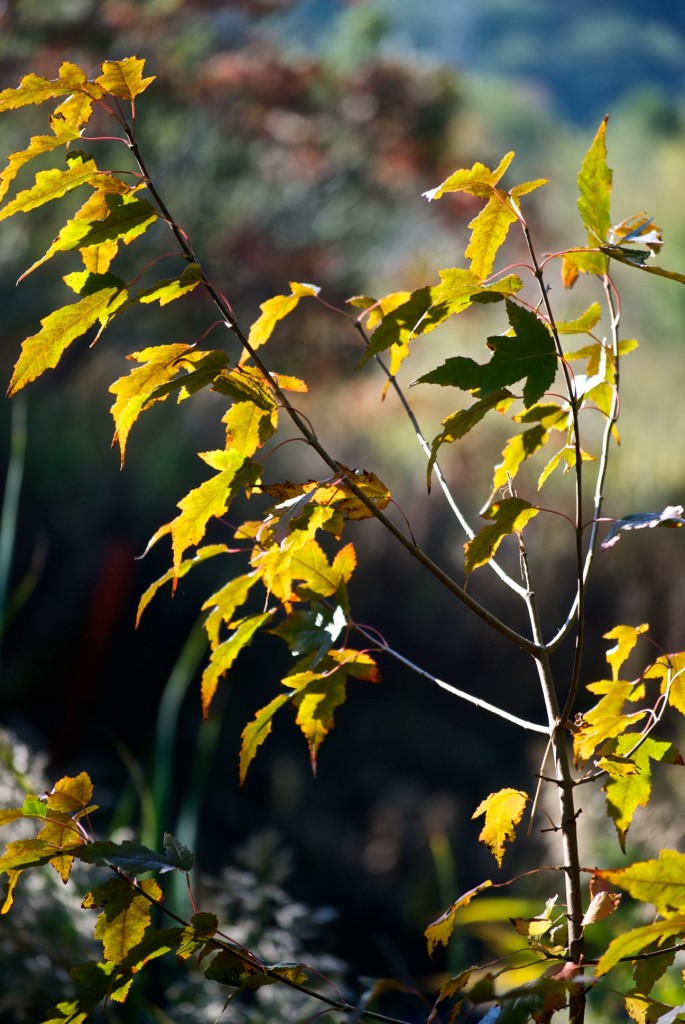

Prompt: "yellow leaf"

[8,279,127,395]
[37,812,84,883]
[110,344,201,463]
[424,880,493,955]
[223,400,278,457]
[46,772,94,815]
[85,876,162,964]
[472,788,528,867]
[201,612,273,717]
[136,544,230,626]
[246,281,320,358]
[94,57,155,100]
[599,849,685,917]
[573,679,646,766]
[0,116,84,206]
[202,572,259,649]
[239,692,294,784]
[0,61,97,111]
[150,449,261,576]
[604,624,649,682]
[0,151,100,221]
[464,498,539,575]
[422,152,515,202]
[594,911,685,976]
[644,650,685,717]
[465,191,518,281]
[136,262,203,306]
[492,425,548,492]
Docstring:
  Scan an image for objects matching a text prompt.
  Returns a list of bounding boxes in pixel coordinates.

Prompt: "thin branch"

[351,619,549,734]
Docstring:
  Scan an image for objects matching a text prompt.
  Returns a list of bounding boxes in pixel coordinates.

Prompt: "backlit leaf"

[223,400,278,456]
[149,449,261,576]
[466,193,518,280]
[633,944,677,1000]
[202,572,259,649]
[644,650,685,717]
[604,623,649,682]
[573,679,646,767]
[204,949,273,989]
[472,789,528,867]
[136,262,203,306]
[556,302,602,334]
[464,498,539,575]
[581,890,621,926]
[422,152,515,202]
[23,193,156,280]
[110,344,209,463]
[424,881,493,955]
[0,61,96,111]
[84,876,162,964]
[46,771,94,815]
[246,281,320,356]
[594,912,685,977]
[604,736,682,851]
[577,116,612,271]
[599,849,685,916]
[0,151,100,221]
[94,57,155,100]
[0,838,82,873]
[492,424,548,492]
[136,544,230,626]
[360,271,521,366]
[176,912,219,960]
[240,692,294,784]
[8,276,127,395]
[427,390,514,490]
[0,116,85,206]
[201,612,273,718]
[37,812,84,882]
[624,990,680,1024]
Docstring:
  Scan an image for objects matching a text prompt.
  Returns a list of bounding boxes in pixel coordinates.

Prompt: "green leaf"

[84,876,162,964]
[577,116,612,271]
[201,612,274,718]
[163,832,195,872]
[556,302,602,334]
[204,949,274,990]
[239,692,294,784]
[8,276,127,395]
[427,390,514,490]
[633,944,677,997]
[424,881,493,955]
[472,789,528,867]
[77,839,177,874]
[0,151,100,221]
[136,262,203,306]
[41,959,119,1023]
[94,58,155,100]
[601,245,685,286]
[464,498,539,574]
[270,603,347,661]
[415,301,556,409]
[247,281,320,354]
[176,912,219,960]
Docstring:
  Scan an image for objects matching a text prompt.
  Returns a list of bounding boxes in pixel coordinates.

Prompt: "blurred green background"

[1,1,685,1020]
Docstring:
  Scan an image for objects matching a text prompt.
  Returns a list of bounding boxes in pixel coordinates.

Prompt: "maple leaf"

[424,881,493,955]
[94,57,155,100]
[84,876,162,964]
[472,788,528,867]
[464,498,539,574]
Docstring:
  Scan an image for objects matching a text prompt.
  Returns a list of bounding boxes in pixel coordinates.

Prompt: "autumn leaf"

[464,498,539,574]
[573,679,646,767]
[424,880,493,954]
[223,400,278,457]
[135,262,203,306]
[644,650,685,717]
[46,771,94,815]
[246,281,320,357]
[594,913,685,977]
[422,151,516,202]
[427,389,514,490]
[95,58,155,100]
[603,623,649,682]
[148,449,261,577]
[472,788,528,867]
[598,849,685,916]
[84,876,162,964]
[8,275,127,395]
[136,544,230,626]
[201,612,274,718]
[239,692,294,784]
[0,61,98,112]
[0,151,101,221]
